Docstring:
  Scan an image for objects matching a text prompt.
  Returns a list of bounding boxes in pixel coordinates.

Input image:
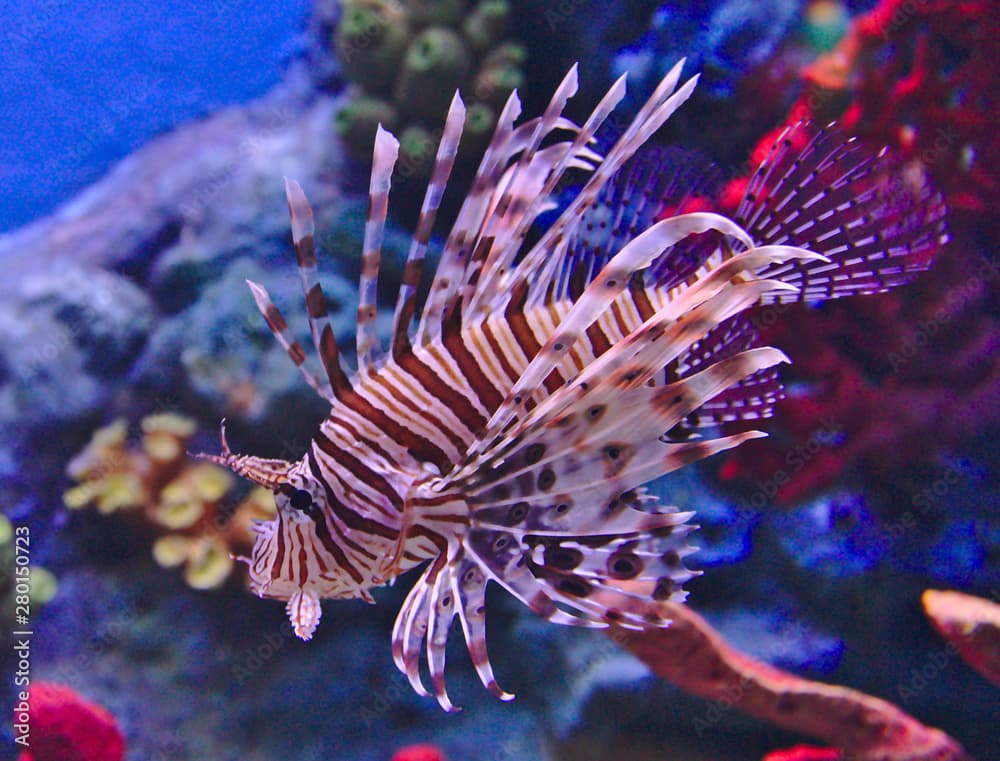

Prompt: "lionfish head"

[196,421,366,640]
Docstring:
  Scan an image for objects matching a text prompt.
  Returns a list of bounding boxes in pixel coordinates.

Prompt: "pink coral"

[762,746,841,761]
[13,682,125,761]
[613,605,970,760]
[923,589,1000,687]
[391,744,446,761]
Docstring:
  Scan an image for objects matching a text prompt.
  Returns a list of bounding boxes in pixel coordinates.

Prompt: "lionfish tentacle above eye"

[208,60,947,711]
[194,419,293,489]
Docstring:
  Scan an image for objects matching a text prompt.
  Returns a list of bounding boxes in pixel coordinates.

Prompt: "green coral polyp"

[462,0,510,54]
[335,0,411,93]
[458,102,495,161]
[481,40,526,71]
[395,27,473,122]
[402,0,464,26]
[331,0,526,178]
[335,96,400,157]
[473,62,523,109]
[398,125,437,179]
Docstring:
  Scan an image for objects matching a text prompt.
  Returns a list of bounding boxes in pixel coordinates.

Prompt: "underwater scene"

[1,0,997,759]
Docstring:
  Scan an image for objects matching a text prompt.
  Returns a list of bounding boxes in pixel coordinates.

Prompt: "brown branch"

[923,589,1000,688]
[611,603,972,761]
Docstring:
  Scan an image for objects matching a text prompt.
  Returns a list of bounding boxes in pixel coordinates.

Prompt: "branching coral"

[62,414,276,590]
[715,0,999,504]
[800,0,997,216]
[333,0,526,176]
[611,603,972,760]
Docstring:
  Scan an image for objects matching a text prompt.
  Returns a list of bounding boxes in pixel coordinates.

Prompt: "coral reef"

[133,257,350,431]
[613,604,972,760]
[609,0,803,131]
[800,0,997,216]
[62,414,276,590]
[715,0,999,504]
[0,82,350,525]
[923,589,1000,688]
[0,264,153,509]
[332,0,527,176]
[768,491,885,578]
[12,682,125,761]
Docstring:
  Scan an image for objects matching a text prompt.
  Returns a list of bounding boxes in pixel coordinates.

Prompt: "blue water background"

[0,0,310,233]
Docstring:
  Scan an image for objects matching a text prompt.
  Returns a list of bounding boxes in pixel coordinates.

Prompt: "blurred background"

[0,1,997,759]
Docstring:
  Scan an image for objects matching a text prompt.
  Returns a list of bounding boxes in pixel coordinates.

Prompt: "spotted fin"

[392,551,513,711]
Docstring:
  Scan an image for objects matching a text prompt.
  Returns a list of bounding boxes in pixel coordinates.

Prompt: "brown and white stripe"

[207,58,947,712]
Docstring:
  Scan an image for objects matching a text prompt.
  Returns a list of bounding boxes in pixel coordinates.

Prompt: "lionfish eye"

[289,489,313,511]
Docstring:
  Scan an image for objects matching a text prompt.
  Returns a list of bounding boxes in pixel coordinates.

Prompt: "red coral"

[12,682,125,761]
[777,0,996,217]
[391,744,446,761]
[763,746,842,761]
[717,0,1000,505]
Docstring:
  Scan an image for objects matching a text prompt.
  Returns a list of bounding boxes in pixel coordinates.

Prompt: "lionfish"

[202,62,946,710]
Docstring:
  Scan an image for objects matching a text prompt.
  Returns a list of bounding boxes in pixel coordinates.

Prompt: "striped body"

[202,61,947,710]
[256,288,681,594]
